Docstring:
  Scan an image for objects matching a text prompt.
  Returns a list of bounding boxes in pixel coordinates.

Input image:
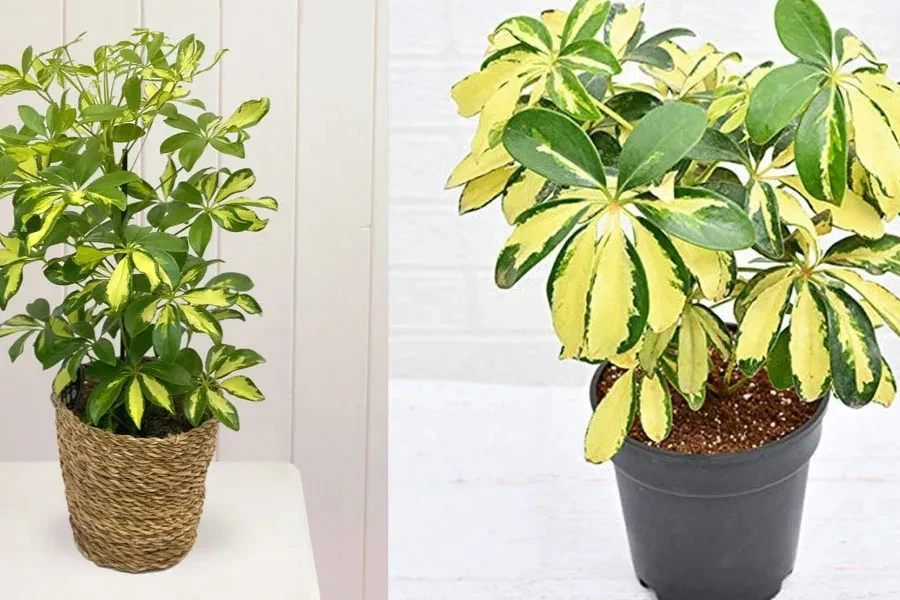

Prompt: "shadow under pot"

[590,363,828,600]
[53,373,219,573]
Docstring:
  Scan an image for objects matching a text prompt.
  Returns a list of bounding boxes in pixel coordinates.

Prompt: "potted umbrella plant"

[448,0,899,598]
[0,31,274,572]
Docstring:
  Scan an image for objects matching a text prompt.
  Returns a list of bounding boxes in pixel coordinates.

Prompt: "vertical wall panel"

[217,1,297,461]
[365,0,389,597]
[294,0,379,597]
[0,0,65,460]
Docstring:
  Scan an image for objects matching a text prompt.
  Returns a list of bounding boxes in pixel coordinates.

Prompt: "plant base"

[54,397,218,573]
[590,365,828,600]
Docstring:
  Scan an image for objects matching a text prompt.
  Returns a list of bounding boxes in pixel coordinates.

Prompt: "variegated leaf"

[822,286,882,408]
[748,181,784,258]
[678,307,708,409]
[502,169,548,224]
[459,166,517,215]
[562,0,611,47]
[780,176,884,240]
[582,219,649,361]
[692,304,733,358]
[558,40,621,76]
[824,267,900,336]
[631,217,690,332]
[735,274,795,376]
[873,360,897,408]
[638,323,677,372]
[548,224,595,359]
[789,280,831,400]
[796,86,847,204]
[496,199,596,289]
[846,74,900,206]
[547,67,601,121]
[503,108,606,189]
[634,187,755,251]
[445,144,513,189]
[824,234,900,275]
[495,16,554,54]
[639,371,672,443]
[671,238,736,301]
[585,367,637,463]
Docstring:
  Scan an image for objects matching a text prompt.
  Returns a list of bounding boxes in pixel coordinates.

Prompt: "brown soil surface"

[596,351,822,455]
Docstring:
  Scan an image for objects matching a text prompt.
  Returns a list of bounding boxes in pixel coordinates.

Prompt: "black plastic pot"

[590,364,828,600]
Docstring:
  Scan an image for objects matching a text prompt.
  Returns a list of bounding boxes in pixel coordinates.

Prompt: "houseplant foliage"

[0,30,275,434]
[448,0,900,462]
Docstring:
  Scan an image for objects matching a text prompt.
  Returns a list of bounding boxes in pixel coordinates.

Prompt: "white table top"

[391,379,900,600]
[0,462,320,600]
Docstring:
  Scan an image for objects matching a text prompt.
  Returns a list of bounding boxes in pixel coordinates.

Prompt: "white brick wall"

[389,0,900,385]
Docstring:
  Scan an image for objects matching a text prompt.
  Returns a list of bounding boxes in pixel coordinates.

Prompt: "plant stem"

[595,101,633,132]
[117,149,130,361]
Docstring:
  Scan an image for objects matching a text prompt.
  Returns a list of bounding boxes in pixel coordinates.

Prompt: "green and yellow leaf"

[774,0,833,66]
[845,76,900,206]
[207,388,240,430]
[502,169,547,224]
[495,199,596,289]
[735,274,795,376]
[822,286,882,408]
[106,257,132,313]
[692,304,733,358]
[824,234,900,275]
[635,187,755,251]
[638,323,677,372]
[472,78,524,154]
[503,108,606,189]
[873,360,896,408]
[451,52,538,118]
[671,238,736,301]
[780,176,884,240]
[748,181,784,258]
[638,371,672,443]
[607,4,644,58]
[795,86,847,204]
[219,376,264,402]
[562,0,611,47]
[581,219,649,361]
[678,307,709,409]
[459,166,517,215]
[631,217,689,332]
[140,374,175,413]
[823,267,900,336]
[495,16,554,55]
[547,67,601,121]
[789,280,831,400]
[183,387,207,426]
[126,377,144,428]
[548,224,595,359]
[584,368,637,463]
[445,143,513,189]
[179,304,223,343]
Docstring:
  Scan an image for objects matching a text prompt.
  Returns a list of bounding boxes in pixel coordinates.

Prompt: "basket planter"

[590,364,828,600]
[53,381,218,573]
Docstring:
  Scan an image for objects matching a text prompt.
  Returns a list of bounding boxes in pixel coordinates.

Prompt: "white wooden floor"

[390,379,900,600]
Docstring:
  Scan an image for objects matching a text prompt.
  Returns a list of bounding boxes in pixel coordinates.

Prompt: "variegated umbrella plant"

[0,31,275,434]
[448,0,900,462]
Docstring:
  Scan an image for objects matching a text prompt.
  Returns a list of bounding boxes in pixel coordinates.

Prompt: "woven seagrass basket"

[53,374,218,573]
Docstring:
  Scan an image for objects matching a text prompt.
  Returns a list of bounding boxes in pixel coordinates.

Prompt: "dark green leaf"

[153,321,182,363]
[774,0,833,67]
[189,213,213,256]
[93,339,117,365]
[746,64,824,144]
[796,86,847,204]
[767,329,794,390]
[502,108,606,189]
[141,360,192,386]
[617,102,707,192]
[26,298,50,320]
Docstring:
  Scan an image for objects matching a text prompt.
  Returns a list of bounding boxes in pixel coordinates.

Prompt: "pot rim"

[589,362,829,464]
[52,397,218,444]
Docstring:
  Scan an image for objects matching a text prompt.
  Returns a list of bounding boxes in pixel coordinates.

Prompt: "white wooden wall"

[0,2,387,600]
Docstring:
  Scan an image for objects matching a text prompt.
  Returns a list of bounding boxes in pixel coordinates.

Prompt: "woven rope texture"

[54,396,218,572]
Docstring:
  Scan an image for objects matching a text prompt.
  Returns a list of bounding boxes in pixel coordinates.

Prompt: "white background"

[0,2,387,600]
[389,1,900,599]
